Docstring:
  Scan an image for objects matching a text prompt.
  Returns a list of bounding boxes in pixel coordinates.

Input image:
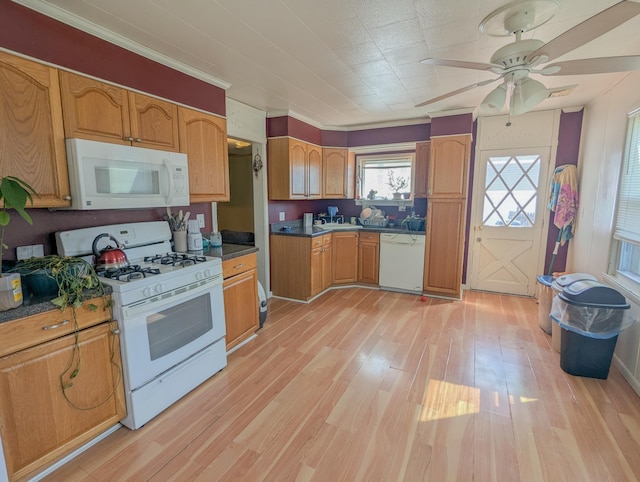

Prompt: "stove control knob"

[142,287,152,297]
[195,271,203,281]
[203,269,212,278]
[154,284,164,294]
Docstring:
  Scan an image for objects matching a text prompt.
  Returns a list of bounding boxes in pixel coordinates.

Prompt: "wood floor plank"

[38,288,640,482]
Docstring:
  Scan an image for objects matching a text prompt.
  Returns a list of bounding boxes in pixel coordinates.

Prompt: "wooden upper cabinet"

[59,70,131,145]
[0,51,70,208]
[414,141,430,198]
[290,139,308,198]
[268,137,323,200]
[59,71,179,152]
[178,107,230,202]
[323,148,354,199]
[128,92,179,151]
[428,135,472,198]
[307,144,322,199]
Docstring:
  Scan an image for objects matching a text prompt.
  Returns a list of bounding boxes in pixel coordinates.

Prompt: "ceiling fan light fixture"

[510,77,548,115]
[481,83,508,113]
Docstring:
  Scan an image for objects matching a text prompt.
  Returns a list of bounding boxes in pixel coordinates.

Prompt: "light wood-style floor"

[43,288,640,481]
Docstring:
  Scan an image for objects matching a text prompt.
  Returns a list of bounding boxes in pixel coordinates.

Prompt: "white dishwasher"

[379,233,425,294]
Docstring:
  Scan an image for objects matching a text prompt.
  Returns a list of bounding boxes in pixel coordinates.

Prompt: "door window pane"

[482,155,541,227]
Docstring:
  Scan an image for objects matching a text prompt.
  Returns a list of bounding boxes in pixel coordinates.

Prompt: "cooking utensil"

[92,233,129,270]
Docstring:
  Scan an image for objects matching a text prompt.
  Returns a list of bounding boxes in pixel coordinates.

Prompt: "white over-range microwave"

[64,138,190,210]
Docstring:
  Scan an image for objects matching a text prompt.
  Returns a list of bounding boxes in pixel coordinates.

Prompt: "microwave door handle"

[164,159,175,206]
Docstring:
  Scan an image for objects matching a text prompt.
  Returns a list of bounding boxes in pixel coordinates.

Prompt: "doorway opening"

[218,138,255,235]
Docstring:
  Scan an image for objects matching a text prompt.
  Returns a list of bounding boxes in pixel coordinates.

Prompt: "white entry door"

[469,148,551,296]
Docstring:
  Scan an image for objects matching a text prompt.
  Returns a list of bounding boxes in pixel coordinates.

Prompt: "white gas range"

[56,221,227,429]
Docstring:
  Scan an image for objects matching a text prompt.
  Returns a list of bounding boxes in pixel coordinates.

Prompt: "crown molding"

[561,106,584,113]
[427,107,476,118]
[12,0,231,90]
[267,110,326,130]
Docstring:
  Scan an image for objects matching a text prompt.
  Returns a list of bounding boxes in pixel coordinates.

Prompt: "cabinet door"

[358,232,380,284]
[59,71,131,146]
[267,137,290,200]
[423,198,466,298]
[331,232,359,284]
[0,322,125,481]
[289,139,308,198]
[310,246,323,297]
[322,148,348,198]
[178,107,230,202]
[223,269,259,350]
[0,52,70,208]
[128,91,179,152]
[414,141,430,198]
[322,240,333,291]
[307,144,322,199]
[428,135,471,198]
[269,234,312,300]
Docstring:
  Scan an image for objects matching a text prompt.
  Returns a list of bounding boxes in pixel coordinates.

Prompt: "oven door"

[116,279,225,391]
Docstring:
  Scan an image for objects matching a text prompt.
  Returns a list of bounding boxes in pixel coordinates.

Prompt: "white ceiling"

[15,0,640,128]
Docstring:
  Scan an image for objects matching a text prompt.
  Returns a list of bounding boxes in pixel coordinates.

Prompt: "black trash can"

[551,280,630,379]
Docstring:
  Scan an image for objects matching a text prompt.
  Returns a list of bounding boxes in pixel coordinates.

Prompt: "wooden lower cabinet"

[0,304,125,481]
[311,234,332,297]
[222,253,259,351]
[271,234,334,301]
[332,231,359,284]
[358,232,380,284]
[423,198,466,298]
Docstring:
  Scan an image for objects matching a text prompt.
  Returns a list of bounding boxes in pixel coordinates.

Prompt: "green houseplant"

[0,176,37,310]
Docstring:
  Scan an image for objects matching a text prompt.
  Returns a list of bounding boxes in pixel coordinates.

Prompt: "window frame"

[355,152,416,207]
[607,108,640,303]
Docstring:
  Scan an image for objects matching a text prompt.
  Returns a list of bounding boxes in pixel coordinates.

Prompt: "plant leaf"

[0,211,9,227]
[0,178,33,225]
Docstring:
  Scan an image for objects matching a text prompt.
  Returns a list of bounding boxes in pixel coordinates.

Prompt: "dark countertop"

[0,286,112,324]
[203,243,258,261]
[271,225,426,237]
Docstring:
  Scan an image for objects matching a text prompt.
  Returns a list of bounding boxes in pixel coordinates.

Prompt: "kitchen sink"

[321,223,363,230]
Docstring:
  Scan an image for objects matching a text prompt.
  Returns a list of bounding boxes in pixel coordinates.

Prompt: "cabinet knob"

[124,136,134,141]
[42,320,69,330]
[62,195,71,201]
[135,138,142,143]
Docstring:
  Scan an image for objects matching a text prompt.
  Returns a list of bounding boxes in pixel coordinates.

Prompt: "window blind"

[614,111,640,244]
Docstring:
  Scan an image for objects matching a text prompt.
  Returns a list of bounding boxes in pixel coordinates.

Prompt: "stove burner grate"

[98,265,161,282]
[144,252,207,267]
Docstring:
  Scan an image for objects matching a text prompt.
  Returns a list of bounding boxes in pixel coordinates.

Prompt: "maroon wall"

[0,0,226,115]
[543,109,584,274]
[266,117,430,147]
[0,1,223,259]
[268,199,428,226]
[430,113,474,137]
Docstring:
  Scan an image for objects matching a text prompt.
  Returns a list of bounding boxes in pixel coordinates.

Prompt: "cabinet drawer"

[0,296,111,358]
[222,253,257,278]
[311,236,324,248]
[359,232,379,243]
[322,234,332,245]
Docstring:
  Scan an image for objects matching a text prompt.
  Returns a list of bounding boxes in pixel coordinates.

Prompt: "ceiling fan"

[416,0,640,115]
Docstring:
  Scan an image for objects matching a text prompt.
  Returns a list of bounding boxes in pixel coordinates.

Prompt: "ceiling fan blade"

[543,56,640,75]
[530,1,640,63]
[415,77,500,108]
[420,58,500,72]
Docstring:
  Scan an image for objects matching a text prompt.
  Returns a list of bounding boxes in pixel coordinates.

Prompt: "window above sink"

[355,152,415,207]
